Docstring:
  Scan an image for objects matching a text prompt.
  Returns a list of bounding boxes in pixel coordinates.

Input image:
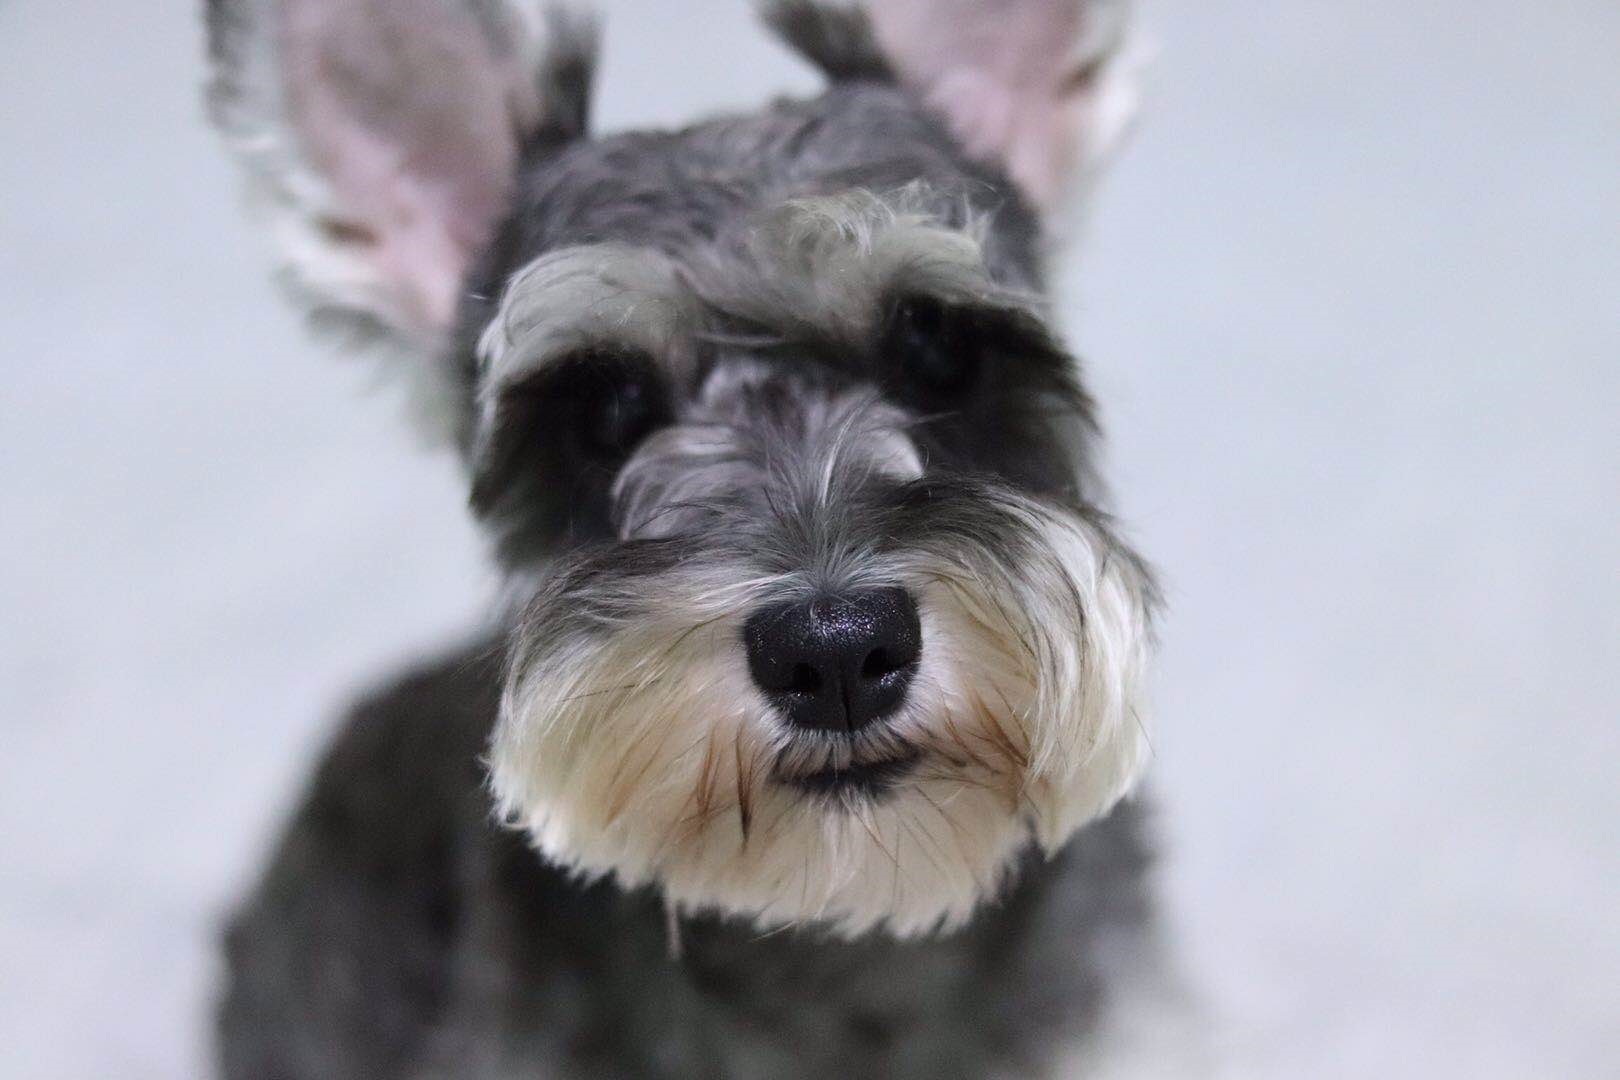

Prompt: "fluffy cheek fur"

[488,497,1152,939]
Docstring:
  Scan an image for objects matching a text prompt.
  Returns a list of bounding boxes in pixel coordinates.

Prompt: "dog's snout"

[744,587,921,734]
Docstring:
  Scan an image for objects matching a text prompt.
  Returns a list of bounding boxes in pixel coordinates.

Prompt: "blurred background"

[2,0,1616,1076]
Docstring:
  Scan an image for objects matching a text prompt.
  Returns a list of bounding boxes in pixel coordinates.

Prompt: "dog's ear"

[205,0,596,356]
[767,1,1143,213]
[868,0,1143,211]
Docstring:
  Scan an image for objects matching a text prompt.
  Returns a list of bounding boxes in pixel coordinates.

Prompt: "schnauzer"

[206,1,1160,1076]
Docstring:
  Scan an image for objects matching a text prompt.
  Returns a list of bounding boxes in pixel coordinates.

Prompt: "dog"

[205,1,1160,1075]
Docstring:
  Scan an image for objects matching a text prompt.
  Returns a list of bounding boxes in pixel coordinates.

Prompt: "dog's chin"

[490,672,1145,938]
[499,741,1039,938]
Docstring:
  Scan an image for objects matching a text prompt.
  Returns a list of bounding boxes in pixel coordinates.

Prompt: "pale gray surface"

[1,1,1615,1077]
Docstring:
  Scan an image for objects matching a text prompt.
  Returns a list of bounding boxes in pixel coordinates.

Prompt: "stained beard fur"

[490,491,1153,938]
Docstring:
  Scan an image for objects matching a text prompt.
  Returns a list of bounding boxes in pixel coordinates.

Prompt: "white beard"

[489,493,1154,938]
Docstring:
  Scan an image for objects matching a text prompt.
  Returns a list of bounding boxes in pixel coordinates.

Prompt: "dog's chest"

[443,811,1149,1080]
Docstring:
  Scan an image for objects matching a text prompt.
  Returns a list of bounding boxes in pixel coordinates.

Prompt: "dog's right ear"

[765,1,1144,216]
[205,0,596,376]
[866,0,1143,213]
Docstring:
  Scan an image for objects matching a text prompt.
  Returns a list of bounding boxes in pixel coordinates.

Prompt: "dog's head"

[209,0,1154,937]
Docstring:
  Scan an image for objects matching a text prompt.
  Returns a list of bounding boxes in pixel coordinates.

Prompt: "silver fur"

[208,2,1164,1076]
[481,189,1156,936]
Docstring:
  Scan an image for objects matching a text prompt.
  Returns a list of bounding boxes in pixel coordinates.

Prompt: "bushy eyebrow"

[474,185,1051,413]
[683,185,1047,351]
[476,242,700,407]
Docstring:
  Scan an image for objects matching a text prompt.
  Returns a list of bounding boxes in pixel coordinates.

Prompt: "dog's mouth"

[778,748,922,800]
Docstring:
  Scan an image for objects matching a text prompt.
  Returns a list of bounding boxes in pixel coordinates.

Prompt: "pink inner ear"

[868,0,1103,210]
[280,0,533,337]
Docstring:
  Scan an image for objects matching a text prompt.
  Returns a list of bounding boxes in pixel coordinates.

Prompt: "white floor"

[2,1,1615,1076]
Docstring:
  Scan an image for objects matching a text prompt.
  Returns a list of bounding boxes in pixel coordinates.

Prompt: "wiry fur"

[208,2,1165,1076]
[492,475,1153,936]
[687,186,1044,348]
[759,0,894,82]
[487,267,1155,935]
[219,645,1156,1079]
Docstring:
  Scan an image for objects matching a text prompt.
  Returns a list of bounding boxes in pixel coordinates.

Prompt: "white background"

[2,1,1616,1075]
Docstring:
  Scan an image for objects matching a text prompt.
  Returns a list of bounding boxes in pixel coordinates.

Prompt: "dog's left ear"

[767,1,1144,213]
[867,0,1143,211]
[206,0,595,352]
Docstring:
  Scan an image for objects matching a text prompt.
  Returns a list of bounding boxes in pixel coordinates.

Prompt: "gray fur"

[759,0,895,82]
[454,81,1052,566]
[219,642,1154,1079]
[208,3,1158,1077]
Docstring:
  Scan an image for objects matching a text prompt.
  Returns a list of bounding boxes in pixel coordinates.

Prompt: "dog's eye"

[467,352,671,529]
[581,370,664,460]
[884,296,984,399]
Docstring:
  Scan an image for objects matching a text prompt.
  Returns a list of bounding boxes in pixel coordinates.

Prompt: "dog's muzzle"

[488,369,1156,938]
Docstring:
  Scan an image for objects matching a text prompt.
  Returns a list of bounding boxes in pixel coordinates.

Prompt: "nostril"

[786,662,822,694]
[860,646,912,681]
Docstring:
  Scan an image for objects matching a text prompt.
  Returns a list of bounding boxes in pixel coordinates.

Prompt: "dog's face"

[209,0,1153,937]
[472,189,1154,936]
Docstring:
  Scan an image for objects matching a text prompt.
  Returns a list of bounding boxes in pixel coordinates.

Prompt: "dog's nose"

[744,587,922,734]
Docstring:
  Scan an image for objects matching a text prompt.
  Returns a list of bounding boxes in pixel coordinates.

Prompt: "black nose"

[744,587,922,734]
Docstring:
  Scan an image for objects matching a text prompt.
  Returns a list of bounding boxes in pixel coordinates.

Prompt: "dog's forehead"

[457,82,1042,373]
[498,81,1034,261]
[470,187,1052,418]
[476,199,1015,384]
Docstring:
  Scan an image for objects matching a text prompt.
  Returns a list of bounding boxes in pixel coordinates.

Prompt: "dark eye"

[467,349,672,538]
[884,295,984,399]
[581,368,664,459]
[553,351,670,465]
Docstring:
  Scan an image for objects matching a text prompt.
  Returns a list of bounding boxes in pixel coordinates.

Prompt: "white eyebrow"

[476,242,699,406]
